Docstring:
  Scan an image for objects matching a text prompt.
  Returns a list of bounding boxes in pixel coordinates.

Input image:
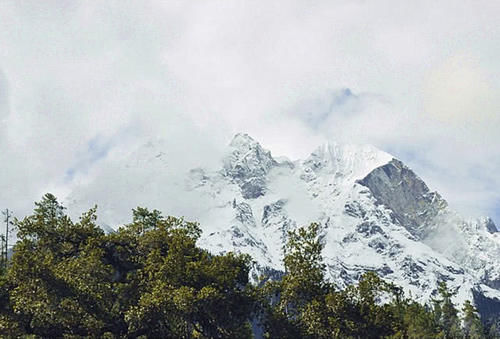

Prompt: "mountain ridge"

[66,133,500,321]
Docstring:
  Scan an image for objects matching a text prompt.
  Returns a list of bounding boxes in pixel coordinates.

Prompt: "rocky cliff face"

[222,133,278,199]
[358,159,448,239]
[66,133,500,322]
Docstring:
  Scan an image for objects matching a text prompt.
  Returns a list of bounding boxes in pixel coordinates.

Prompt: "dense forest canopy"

[0,194,496,338]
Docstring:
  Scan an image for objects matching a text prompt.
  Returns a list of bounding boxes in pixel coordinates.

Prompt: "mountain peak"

[223,133,277,199]
[358,158,448,239]
[304,141,393,182]
[482,217,498,233]
[66,131,500,321]
[229,133,258,149]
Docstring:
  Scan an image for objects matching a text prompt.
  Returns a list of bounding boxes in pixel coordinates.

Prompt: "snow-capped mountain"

[66,133,500,321]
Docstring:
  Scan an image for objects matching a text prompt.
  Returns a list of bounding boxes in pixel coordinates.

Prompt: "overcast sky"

[0,1,499,224]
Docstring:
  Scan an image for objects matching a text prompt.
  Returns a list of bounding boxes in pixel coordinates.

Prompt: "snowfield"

[66,133,500,318]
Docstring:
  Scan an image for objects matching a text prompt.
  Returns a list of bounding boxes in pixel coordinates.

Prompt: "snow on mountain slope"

[66,133,500,319]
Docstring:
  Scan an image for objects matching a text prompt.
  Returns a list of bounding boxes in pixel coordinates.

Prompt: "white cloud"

[0,1,499,223]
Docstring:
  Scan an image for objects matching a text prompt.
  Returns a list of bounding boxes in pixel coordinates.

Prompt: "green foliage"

[462,300,485,339]
[0,194,255,338]
[281,223,329,315]
[260,222,491,339]
[432,281,463,338]
[261,223,329,338]
[0,195,496,339]
[487,322,500,339]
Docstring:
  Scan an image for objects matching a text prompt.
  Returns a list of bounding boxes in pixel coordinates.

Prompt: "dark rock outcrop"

[485,218,498,234]
[358,159,447,239]
[223,133,277,199]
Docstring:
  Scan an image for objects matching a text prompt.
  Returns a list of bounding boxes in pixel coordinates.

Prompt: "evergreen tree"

[281,222,327,313]
[462,300,485,339]
[1,194,497,338]
[263,222,329,338]
[487,322,499,339]
[400,301,441,339]
[433,281,462,338]
[0,194,255,338]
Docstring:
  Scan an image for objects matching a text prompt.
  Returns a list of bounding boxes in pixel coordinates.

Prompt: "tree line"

[0,193,497,338]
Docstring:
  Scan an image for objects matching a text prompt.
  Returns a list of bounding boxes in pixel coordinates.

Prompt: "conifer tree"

[1,194,497,339]
[0,194,256,338]
[462,300,485,339]
[263,222,329,338]
[487,322,499,339]
[433,281,462,338]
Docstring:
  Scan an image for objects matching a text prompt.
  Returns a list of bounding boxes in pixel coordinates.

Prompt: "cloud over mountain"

[0,1,499,224]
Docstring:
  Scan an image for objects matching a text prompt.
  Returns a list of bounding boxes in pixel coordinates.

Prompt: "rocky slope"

[66,133,500,321]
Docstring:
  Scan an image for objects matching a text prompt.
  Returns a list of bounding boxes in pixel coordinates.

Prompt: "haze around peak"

[0,1,499,224]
